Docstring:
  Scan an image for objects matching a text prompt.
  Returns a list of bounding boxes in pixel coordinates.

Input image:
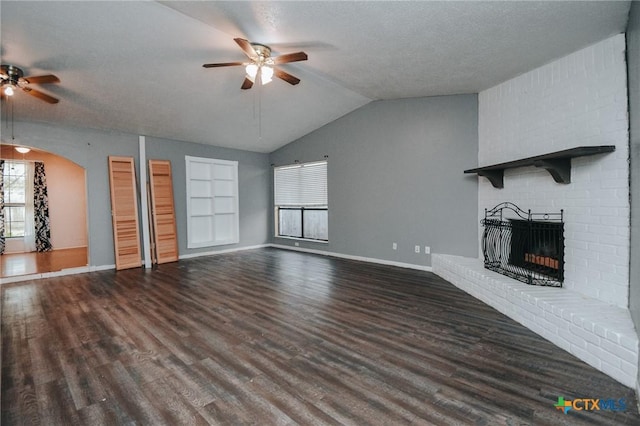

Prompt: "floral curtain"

[0,160,4,254]
[24,162,37,252]
[34,161,52,252]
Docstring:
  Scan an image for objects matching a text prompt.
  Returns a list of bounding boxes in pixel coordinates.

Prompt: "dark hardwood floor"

[1,248,638,425]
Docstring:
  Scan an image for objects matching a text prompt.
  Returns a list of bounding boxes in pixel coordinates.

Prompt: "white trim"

[89,264,116,272]
[269,244,433,272]
[185,156,240,249]
[53,245,89,251]
[2,274,44,285]
[179,244,270,260]
[48,266,91,277]
[274,236,329,244]
[0,244,433,285]
[83,166,92,268]
[139,136,152,269]
[0,263,116,285]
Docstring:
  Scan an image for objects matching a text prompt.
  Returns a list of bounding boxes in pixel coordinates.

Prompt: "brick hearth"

[433,254,638,388]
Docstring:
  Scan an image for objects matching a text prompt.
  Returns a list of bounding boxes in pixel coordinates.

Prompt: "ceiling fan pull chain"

[259,94,262,140]
[253,80,257,119]
[11,95,15,140]
[258,68,263,140]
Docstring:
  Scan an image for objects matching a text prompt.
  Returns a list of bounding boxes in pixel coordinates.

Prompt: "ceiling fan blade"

[274,68,300,85]
[241,77,254,90]
[203,61,245,68]
[23,74,60,84]
[23,87,59,104]
[234,38,257,59]
[273,52,308,65]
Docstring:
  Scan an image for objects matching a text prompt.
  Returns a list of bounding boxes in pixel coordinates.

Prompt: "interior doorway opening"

[1,144,89,278]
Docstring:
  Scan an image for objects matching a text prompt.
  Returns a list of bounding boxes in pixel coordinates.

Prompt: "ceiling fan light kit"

[0,64,60,104]
[245,63,274,85]
[203,38,307,90]
[15,146,31,154]
[3,85,15,96]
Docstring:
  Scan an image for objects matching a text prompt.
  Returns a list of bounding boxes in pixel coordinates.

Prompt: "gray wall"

[269,95,479,266]
[0,121,271,267]
[146,136,270,256]
[627,1,640,394]
[1,121,138,267]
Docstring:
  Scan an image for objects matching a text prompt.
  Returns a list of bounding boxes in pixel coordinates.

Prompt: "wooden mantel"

[464,145,616,188]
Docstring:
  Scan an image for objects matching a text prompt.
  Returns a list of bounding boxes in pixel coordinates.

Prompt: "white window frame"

[2,160,27,239]
[185,156,239,248]
[274,160,328,242]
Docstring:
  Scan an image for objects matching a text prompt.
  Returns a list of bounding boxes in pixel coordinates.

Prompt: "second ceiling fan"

[1,65,60,104]
[203,38,307,90]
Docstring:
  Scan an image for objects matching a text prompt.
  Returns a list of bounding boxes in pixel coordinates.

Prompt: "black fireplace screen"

[481,202,564,287]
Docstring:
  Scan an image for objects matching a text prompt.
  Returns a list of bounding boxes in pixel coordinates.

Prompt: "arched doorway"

[1,144,88,277]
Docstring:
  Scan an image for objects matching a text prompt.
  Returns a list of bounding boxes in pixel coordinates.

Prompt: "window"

[274,160,328,242]
[2,161,26,238]
[185,156,239,248]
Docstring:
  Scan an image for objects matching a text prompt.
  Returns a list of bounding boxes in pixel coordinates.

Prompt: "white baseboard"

[57,245,89,251]
[1,263,115,285]
[90,264,116,272]
[1,243,433,285]
[268,244,433,272]
[1,273,44,285]
[178,244,271,260]
[1,244,271,285]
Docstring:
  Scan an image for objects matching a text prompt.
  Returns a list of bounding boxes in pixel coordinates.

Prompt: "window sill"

[275,236,329,244]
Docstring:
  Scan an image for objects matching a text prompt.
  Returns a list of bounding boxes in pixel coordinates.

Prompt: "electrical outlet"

[294,242,300,247]
[425,246,431,254]
[414,245,420,253]
[392,242,397,250]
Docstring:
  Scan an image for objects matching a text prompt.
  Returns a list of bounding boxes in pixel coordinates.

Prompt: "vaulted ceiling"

[0,1,631,153]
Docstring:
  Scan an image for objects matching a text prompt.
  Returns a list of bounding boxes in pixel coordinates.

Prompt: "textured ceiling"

[0,1,631,153]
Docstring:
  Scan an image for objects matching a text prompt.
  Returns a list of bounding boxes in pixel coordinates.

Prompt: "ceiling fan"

[203,38,307,90]
[0,64,60,104]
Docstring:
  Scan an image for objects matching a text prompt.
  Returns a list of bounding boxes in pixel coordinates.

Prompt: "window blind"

[274,161,327,206]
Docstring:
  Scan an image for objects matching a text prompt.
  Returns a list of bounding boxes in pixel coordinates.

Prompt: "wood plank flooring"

[1,247,88,278]
[1,248,639,425]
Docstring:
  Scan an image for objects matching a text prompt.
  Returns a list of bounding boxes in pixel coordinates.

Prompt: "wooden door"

[108,156,142,270]
[149,160,179,264]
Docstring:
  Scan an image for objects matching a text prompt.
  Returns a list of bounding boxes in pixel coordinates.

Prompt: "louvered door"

[148,160,178,263]
[108,156,142,270]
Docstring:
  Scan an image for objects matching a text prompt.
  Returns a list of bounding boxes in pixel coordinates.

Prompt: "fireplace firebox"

[481,202,564,287]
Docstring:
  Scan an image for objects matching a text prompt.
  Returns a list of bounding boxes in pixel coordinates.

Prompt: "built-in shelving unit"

[464,145,616,188]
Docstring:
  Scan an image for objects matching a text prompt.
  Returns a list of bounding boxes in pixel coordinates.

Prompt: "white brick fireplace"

[434,34,638,388]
